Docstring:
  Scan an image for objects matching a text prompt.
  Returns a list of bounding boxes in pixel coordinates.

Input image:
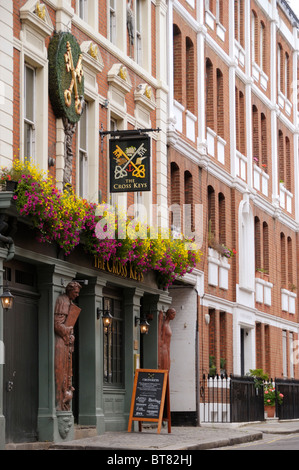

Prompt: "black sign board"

[128,369,171,434]
[109,137,151,193]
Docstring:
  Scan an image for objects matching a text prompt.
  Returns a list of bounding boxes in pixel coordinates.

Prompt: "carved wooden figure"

[54,281,81,411]
[158,308,176,370]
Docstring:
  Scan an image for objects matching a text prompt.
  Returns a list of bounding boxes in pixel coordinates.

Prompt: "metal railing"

[200,374,231,423]
[276,378,299,420]
[200,374,264,423]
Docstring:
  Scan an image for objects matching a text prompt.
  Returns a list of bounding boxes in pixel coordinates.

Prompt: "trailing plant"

[0,161,201,288]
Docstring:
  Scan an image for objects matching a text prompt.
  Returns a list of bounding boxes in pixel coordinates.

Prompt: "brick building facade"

[0,0,299,445]
[166,0,299,423]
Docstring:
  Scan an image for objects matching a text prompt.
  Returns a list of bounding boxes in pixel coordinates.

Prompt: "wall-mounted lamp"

[97,307,113,327]
[0,287,14,310]
[135,316,150,335]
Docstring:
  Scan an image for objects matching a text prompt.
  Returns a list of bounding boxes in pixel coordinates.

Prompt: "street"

[213,433,299,450]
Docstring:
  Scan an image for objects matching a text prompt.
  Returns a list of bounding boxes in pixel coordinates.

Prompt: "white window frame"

[282,330,287,377]
[278,44,282,93]
[285,52,289,98]
[78,102,88,199]
[260,23,264,71]
[136,0,142,66]
[235,0,241,44]
[79,0,88,21]
[251,11,256,64]
[109,0,116,44]
[24,63,36,162]
[77,0,98,31]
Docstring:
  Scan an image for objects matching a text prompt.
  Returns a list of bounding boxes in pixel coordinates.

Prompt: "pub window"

[103,297,124,386]
[78,102,88,199]
[285,52,290,99]
[24,64,36,161]
[235,0,244,48]
[260,22,265,71]
[109,0,116,44]
[173,25,183,104]
[78,0,88,21]
[251,11,258,64]
[136,0,142,65]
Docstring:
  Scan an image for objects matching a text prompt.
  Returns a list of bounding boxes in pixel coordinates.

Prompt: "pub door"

[3,262,38,443]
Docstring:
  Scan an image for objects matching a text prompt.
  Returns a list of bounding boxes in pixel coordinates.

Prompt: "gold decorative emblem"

[64,41,84,115]
[113,143,146,179]
[144,85,152,99]
[35,1,46,20]
[119,66,127,81]
[89,43,98,60]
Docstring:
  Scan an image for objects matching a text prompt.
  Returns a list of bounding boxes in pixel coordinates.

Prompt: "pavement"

[6,419,299,451]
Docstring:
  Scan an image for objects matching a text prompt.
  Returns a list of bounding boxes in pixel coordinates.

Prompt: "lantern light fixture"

[135,316,150,334]
[0,287,14,310]
[97,298,113,327]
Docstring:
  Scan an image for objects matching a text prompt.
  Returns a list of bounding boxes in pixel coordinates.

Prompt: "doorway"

[3,261,39,443]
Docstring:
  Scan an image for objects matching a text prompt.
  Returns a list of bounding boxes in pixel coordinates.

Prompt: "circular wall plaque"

[48,32,85,123]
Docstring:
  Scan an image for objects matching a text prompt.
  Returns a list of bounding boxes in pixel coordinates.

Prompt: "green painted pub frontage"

[0,193,171,448]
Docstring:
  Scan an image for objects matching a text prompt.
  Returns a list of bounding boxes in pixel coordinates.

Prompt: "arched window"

[252,105,259,165]
[285,52,290,99]
[261,113,267,170]
[186,37,195,114]
[278,130,284,183]
[173,25,182,104]
[170,162,181,233]
[280,232,286,287]
[208,185,216,240]
[262,222,269,273]
[254,216,261,270]
[287,236,293,287]
[206,59,214,130]
[235,0,244,47]
[216,68,224,138]
[260,22,265,71]
[277,44,283,93]
[216,0,223,25]
[285,136,291,191]
[184,171,194,233]
[251,11,258,64]
[218,193,225,245]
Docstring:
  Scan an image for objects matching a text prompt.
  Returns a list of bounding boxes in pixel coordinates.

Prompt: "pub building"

[0,200,172,445]
[0,0,175,447]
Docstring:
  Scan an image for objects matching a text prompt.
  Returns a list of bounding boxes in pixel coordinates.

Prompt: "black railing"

[200,375,299,423]
[230,375,264,423]
[275,378,299,420]
[200,374,265,423]
[200,374,230,423]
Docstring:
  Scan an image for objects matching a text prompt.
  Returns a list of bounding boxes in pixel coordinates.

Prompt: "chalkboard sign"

[128,369,171,434]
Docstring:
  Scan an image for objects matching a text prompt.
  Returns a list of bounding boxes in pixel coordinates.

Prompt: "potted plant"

[264,383,284,418]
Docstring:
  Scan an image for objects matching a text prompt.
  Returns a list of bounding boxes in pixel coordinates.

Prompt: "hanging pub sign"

[109,136,151,193]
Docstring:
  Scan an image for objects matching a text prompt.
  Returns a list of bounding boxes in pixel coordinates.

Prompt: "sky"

[287,0,299,19]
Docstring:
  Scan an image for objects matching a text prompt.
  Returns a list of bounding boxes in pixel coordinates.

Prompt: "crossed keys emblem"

[64,41,84,115]
[113,143,147,179]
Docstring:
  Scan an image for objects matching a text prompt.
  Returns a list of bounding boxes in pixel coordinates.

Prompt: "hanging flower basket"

[0,160,202,288]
